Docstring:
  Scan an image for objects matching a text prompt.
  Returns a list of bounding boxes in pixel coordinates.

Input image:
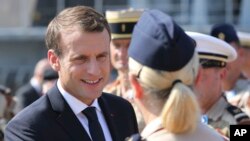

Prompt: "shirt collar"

[57,80,101,115]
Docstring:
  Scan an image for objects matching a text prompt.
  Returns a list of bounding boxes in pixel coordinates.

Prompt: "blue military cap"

[128,10,196,71]
[210,23,239,44]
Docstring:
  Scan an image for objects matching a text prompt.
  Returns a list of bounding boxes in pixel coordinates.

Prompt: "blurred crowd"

[0,58,58,141]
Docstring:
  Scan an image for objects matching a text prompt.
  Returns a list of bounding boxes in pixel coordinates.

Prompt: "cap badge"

[218,33,225,41]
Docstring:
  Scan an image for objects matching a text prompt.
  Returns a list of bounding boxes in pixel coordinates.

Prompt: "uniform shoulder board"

[226,104,249,123]
[238,73,247,80]
[125,133,146,141]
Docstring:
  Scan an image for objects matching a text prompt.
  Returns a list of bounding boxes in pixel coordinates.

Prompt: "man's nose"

[87,60,101,75]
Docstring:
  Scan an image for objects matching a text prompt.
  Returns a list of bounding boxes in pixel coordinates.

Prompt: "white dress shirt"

[57,80,112,141]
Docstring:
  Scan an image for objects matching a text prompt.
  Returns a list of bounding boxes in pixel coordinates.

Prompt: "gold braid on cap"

[198,52,228,68]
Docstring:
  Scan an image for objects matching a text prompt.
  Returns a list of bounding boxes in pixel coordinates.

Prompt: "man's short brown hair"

[45,6,111,56]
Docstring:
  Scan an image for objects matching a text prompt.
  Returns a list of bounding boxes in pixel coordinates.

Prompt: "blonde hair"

[161,82,200,133]
[129,52,200,134]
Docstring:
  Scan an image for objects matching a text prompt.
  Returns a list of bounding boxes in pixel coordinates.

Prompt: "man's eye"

[114,43,121,48]
[73,56,88,64]
[97,55,107,62]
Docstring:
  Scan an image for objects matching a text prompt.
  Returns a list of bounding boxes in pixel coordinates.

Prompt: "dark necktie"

[82,107,106,141]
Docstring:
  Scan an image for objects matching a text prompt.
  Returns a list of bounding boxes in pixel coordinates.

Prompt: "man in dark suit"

[13,58,51,114]
[5,6,138,141]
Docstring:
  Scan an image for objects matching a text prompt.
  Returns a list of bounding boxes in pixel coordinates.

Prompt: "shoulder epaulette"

[238,73,247,80]
[226,104,249,123]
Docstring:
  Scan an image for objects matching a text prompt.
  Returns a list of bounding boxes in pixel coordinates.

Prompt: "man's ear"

[195,67,202,85]
[48,50,60,71]
[129,74,143,99]
[238,47,245,56]
[220,67,227,80]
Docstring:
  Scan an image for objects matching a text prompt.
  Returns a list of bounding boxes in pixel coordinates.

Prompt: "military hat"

[106,9,143,39]
[43,69,58,81]
[128,9,196,71]
[237,31,250,48]
[187,32,237,68]
[210,23,239,44]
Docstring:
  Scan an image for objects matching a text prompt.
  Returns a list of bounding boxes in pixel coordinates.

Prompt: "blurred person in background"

[0,85,13,141]
[103,8,145,132]
[228,32,250,116]
[126,10,224,141]
[188,32,250,138]
[13,58,51,114]
[42,68,58,94]
[210,23,245,100]
[237,31,250,80]
[232,32,250,98]
[211,25,250,117]
[104,8,143,98]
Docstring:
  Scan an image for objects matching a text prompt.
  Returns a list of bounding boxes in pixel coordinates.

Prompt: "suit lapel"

[47,85,91,141]
[98,93,119,141]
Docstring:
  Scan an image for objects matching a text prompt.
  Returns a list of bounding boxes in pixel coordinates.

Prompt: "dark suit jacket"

[14,82,41,114]
[5,85,138,141]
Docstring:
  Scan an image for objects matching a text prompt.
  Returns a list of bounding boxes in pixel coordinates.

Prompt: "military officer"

[104,9,143,98]
[0,85,13,141]
[103,8,145,132]
[229,32,250,116]
[125,10,224,141]
[234,32,250,98]
[210,24,246,100]
[211,25,250,118]
[210,23,245,99]
[237,31,250,79]
[188,32,250,137]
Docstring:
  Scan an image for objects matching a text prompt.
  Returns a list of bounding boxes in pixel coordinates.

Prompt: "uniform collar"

[206,96,227,121]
